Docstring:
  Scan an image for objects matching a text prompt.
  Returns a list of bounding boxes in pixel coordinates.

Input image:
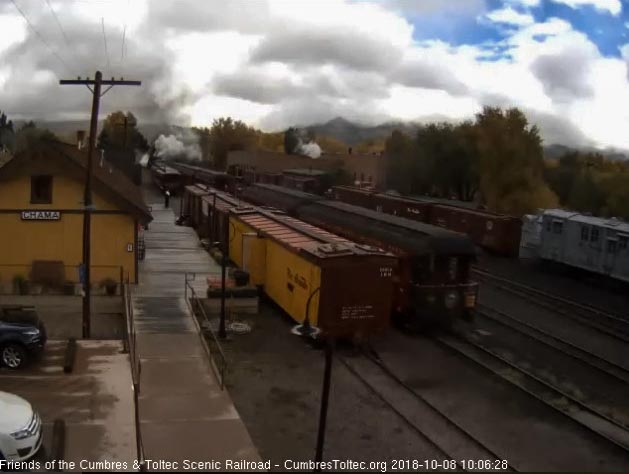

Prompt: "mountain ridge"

[12,117,628,160]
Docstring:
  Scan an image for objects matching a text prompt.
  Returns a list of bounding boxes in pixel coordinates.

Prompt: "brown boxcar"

[200,189,244,246]
[181,184,212,233]
[333,185,374,209]
[333,186,433,222]
[429,204,522,257]
[374,193,433,222]
[332,185,522,257]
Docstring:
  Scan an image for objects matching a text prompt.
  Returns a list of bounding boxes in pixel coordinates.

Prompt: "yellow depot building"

[0,137,152,292]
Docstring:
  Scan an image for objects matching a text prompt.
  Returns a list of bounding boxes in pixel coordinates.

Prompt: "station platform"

[132,195,260,469]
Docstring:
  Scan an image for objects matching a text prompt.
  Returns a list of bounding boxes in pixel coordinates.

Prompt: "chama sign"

[21,211,61,221]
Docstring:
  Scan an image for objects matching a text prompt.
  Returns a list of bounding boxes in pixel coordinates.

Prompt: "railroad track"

[338,350,517,472]
[473,267,629,342]
[435,332,629,454]
[475,304,629,384]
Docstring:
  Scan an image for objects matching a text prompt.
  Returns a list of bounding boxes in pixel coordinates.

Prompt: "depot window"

[30,175,53,204]
[552,221,563,234]
[580,226,589,241]
[619,236,628,250]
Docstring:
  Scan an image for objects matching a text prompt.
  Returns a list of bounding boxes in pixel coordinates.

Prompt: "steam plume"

[154,129,201,161]
[299,141,322,159]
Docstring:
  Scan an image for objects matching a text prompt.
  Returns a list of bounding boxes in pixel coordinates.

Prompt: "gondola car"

[202,188,397,338]
[241,184,479,328]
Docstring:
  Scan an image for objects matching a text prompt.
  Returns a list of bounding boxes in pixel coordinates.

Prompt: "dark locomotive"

[240,183,479,328]
[150,163,184,195]
[169,162,240,193]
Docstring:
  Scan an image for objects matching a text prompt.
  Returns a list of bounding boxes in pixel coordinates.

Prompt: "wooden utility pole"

[60,71,141,338]
[115,114,135,149]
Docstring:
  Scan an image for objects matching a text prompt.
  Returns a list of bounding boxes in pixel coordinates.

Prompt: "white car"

[0,391,42,462]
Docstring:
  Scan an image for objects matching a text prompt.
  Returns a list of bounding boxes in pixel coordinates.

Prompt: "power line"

[121,25,126,61]
[101,17,112,77]
[120,0,131,72]
[44,0,72,49]
[10,0,72,76]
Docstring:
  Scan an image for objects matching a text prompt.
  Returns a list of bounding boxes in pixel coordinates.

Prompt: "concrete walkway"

[133,200,260,469]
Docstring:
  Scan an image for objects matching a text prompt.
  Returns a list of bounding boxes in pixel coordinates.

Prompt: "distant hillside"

[305,117,420,146]
[543,143,628,161]
[17,116,629,161]
[306,117,628,160]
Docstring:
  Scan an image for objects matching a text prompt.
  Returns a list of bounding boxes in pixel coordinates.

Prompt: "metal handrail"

[184,273,228,390]
[122,280,146,471]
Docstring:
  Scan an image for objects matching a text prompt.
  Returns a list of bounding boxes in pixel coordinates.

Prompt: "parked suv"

[0,391,43,462]
[0,306,46,369]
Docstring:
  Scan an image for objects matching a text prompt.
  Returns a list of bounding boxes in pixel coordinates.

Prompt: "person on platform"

[164,189,171,208]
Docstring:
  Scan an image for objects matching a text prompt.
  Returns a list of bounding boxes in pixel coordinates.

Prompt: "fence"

[122,278,146,471]
[0,263,129,295]
[184,273,228,390]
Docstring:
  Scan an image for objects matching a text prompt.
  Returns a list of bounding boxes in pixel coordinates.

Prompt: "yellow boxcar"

[228,216,267,286]
[227,207,397,338]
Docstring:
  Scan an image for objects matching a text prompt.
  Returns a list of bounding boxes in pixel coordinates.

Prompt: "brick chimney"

[77,130,86,150]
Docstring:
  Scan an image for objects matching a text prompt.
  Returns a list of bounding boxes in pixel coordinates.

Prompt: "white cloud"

[485,7,535,26]
[550,0,622,15]
[506,0,542,6]
[1,0,629,151]
[381,86,479,121]
[0,13,26,55]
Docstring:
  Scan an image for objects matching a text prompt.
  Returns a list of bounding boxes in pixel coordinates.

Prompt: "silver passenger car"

[534,209,629,283]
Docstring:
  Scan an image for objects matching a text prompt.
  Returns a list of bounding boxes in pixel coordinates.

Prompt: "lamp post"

[219,242,227,339]
[212,238,227,340]
[290,288,333,470]
[314,337,334,471]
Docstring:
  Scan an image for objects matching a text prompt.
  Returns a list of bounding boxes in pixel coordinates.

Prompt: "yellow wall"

[0,175,120,211]
[0,175,137,286]
[264,240,321,326]
[228,217,266,286]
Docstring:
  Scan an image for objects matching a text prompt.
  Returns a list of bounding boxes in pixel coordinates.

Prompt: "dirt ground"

[218,302,444,472]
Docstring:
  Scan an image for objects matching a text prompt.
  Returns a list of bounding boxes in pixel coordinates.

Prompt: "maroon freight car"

[333,185,374,209]
[429,204,521,257]
[331,185,522,257]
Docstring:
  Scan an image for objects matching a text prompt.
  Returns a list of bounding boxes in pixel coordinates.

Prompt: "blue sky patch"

[404,0,628,58]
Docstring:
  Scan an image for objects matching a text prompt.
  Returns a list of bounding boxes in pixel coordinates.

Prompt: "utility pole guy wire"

[11,0,72,75]
[44,0,72,48]
[101,17,112,77]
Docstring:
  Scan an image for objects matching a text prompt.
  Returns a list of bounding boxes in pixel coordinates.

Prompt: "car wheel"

[1,343,27,369]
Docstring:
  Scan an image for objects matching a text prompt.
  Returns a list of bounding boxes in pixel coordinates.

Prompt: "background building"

[227,149,387,189]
